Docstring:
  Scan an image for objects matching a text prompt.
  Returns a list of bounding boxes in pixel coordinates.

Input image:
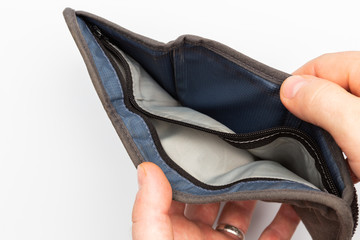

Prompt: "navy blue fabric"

[173,44,287,133]
[77,17,321,195]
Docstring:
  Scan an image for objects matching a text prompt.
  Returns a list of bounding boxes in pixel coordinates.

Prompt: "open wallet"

[63,8,358,239]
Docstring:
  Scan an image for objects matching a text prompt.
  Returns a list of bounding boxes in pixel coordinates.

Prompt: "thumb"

[132,162,173,240]
[280,75,360,178]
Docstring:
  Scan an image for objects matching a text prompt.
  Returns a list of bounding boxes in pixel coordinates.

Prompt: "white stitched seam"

[224,132,331,189]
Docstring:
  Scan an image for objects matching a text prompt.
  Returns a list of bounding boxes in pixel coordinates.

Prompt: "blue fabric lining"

[77,17,325,195]
[173,44,287,133]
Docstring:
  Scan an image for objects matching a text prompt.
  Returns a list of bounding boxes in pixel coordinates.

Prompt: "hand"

[132,162,300,240]
[280,51,360,183]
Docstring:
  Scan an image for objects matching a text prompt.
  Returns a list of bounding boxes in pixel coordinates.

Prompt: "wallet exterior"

[63,8,358,239]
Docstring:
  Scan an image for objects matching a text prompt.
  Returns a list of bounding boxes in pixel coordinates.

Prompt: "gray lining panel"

[152,118,320,189]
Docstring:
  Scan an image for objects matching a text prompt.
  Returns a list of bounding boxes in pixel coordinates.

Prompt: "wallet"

[63,8,358,240]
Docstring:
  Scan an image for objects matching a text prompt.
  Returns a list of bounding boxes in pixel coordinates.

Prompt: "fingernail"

[282,75,309,99]
[137,164,146,189]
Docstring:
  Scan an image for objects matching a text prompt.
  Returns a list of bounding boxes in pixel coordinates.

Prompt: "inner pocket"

[152,118,323,189]
[124,45,234,134]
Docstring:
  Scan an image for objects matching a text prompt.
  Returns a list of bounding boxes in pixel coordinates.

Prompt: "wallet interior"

[96,35,327,192]
[64,11,359,239]
[109,45,324,190]
[77,17,342,195]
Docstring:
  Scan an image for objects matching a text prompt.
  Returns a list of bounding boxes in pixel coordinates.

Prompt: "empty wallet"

[63,8,358,240]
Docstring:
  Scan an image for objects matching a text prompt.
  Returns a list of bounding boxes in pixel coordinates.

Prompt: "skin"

[132,52,360,240]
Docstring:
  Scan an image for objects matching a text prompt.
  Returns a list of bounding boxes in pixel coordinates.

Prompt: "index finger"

[292,51,360,96]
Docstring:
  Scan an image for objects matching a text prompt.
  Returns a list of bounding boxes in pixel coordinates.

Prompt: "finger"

[350,169,360,184]
[259,204,300,240]
[169,200,186,216]
[217,200,257,235]
[184,203,220,226]
[132,162,173,240]
[280,75,360,178]
[292,51,360,96]
[345,158,360,184]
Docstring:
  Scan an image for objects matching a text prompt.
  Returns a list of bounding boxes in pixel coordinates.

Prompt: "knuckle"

[304,82,333,125]
[349,66,360,95]
[261,227,284,240]
[307,82,332,107]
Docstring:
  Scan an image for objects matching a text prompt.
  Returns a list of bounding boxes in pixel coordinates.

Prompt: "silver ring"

[216,223,245,240]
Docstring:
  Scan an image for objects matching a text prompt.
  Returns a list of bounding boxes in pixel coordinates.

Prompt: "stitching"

[225,132,332,189]
[173,179,319,197]
[225,132,281,144]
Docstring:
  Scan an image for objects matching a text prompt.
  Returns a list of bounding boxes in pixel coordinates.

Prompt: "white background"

[1,0,360,239]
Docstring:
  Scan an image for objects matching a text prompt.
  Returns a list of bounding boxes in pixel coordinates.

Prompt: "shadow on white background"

[1,1,360,239]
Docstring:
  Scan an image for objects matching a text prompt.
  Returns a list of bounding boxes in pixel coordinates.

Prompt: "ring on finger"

[216,223,245,240]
